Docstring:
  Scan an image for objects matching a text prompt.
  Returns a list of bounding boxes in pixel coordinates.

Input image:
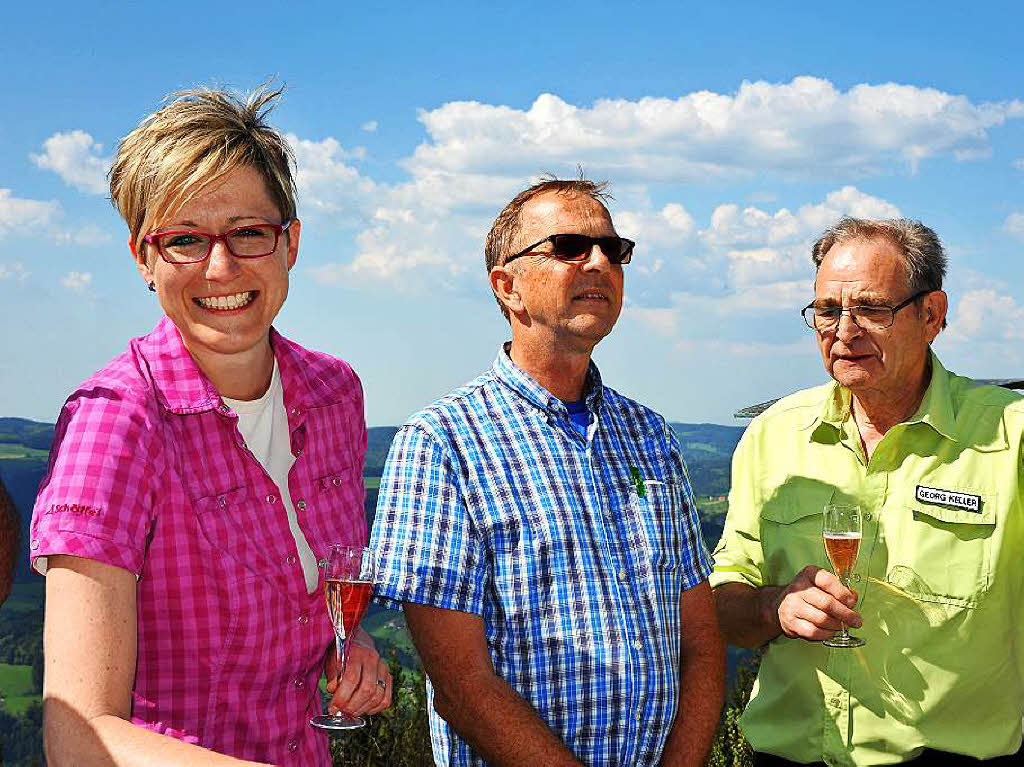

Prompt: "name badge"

[915,485,982,513]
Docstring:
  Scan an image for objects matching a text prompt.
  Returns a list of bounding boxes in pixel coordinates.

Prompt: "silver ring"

[376,678,386,687]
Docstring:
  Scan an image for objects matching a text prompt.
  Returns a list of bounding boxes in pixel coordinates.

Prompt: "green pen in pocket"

[629,467,647,498]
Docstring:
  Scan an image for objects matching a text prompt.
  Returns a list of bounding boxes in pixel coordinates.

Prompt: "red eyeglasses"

[142,220,293,264]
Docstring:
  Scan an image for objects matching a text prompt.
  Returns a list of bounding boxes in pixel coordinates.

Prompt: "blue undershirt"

[562,398,592,437]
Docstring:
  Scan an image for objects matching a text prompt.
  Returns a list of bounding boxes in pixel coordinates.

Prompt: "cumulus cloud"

[31,130,111,195]
[286,134,376,221]
[1002,212,1024,240]
[61,270,93,292]
[693,186,900,289]
[948,289,1024,342]
[293,78,1015,296]
[407,78,1024,181]
[0,189,61,236]
[0,188,112,246]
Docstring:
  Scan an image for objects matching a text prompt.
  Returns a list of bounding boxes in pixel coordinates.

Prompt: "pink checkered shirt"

[31,316,367,765]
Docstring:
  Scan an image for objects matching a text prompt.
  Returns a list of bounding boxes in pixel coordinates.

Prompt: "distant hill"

[0,417,746,585]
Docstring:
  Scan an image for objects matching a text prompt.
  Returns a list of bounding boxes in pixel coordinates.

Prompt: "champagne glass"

[310,545,376,730]
[822,504,866,648]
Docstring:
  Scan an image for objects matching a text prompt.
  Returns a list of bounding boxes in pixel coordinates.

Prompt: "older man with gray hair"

[712,217,1024,765]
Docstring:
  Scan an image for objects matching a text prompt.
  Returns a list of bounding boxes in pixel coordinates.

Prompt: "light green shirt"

[711,352,1024,765]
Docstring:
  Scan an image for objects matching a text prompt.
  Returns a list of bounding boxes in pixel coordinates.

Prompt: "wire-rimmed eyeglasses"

[802,290,932,331]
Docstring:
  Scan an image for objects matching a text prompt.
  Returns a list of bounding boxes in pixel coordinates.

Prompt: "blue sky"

[2,1,1022,426]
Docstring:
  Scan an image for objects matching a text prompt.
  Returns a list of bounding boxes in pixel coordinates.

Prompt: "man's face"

[813,236,943,397]
[503,192,624,353]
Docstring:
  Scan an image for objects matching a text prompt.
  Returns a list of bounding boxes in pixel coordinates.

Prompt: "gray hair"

[811,217,947,329]
[811,217,947,293]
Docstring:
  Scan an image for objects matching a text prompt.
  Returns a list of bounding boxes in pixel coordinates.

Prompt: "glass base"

[823,633,866,648]
[310,712,366,731]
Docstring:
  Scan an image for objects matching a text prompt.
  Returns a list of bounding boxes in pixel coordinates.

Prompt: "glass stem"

[838,575,851,639]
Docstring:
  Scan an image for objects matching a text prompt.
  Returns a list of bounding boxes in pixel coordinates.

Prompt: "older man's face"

[813,236,942,397]
[507,192,624,352]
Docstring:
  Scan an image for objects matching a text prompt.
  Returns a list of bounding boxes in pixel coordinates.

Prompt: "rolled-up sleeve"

[668,429,714,590]
[709,424,766,590]
[370,423,486,614]
[30,387,159,577]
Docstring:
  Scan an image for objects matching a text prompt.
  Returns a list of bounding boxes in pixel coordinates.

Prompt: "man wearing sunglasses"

[712,217,1024,765]
[371,179,723,766]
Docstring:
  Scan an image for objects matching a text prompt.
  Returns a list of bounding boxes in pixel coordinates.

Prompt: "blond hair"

[109,85,297,258]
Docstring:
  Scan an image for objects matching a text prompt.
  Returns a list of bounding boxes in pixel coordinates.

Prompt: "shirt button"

[31,539,39,549]
[632,640,643,652]
[266,494,277,504]
[618,569,628,582]
[286,555,297,565]
[864,512,873,521]
[634,711,642,721]
[287,739,298,753]
[298,614,309,625]
[294,448,302,456]
[332,477,342,486]
[218,495,227,507]
[219,403,230,413]
[293,677,305,689]
[296,500,307,510]
[830,696,841,707]
[852,572,862,582]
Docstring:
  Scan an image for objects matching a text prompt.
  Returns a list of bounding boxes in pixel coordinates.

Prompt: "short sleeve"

[30,388,160,577]
[709,424,766,590]
[370,424,486,614]
[667,428,715,589]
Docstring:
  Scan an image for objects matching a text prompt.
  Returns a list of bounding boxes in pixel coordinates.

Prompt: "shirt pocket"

[310,466,366,548]
[628,480,684,571]
[888,486,996,608]
[759,481,837,584]
[194,486,287,580]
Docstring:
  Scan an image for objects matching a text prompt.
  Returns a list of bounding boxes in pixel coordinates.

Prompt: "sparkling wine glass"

[822,504,866,648]
[310,545,376,730]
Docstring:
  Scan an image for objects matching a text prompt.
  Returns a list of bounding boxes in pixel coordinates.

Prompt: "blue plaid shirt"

[371,346,713,766]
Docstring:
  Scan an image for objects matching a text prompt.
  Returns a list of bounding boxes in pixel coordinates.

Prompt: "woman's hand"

[325,629,393,716]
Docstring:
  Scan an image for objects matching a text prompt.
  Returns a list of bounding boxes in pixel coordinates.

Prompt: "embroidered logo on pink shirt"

[46,502,102,516]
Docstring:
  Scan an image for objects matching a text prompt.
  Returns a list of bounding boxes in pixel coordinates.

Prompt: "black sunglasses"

[504,234,635,266]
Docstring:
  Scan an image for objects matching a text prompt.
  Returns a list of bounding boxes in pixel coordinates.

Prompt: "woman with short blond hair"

[31,87,390,766]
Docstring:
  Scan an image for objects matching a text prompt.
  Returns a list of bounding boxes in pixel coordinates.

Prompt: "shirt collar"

[806,349,959,442]
[903,350,958,442]
[493,342,605,414]
[139,317,222,414]
[138,316,336,416]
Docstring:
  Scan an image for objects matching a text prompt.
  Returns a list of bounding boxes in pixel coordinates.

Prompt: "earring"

[148,281,156,292]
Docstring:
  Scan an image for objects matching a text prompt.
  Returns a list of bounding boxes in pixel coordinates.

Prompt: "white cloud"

[361,120,378,133]
[1002,212,1024,240]
[0,262,29,281]
[61,270,93,292]
[0,188,112,246]
[948,289,1024,342]
[626,306,678,336]
[286,134,377,221]
[407,78,1024,181]
[31,130,111,195]
[1013,157,1024,170]
[696,186,900,288]
[0,189,61,236]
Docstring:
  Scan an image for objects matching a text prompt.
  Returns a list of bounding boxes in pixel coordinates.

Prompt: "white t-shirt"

[223,361,319,593]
